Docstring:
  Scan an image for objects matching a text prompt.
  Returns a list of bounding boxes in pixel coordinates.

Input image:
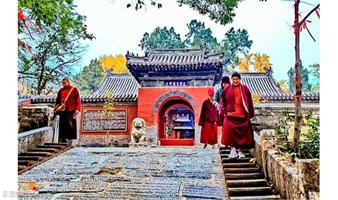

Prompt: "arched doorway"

[158,98,195,146]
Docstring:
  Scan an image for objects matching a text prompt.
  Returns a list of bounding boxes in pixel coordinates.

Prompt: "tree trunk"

[293,0,302,155]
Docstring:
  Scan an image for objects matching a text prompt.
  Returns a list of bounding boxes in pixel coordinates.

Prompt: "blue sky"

[73,0,320,82]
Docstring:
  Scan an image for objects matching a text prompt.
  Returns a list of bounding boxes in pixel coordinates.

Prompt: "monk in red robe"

[199,88,222,149]
[221,72,255,158]
[55,78,81,146]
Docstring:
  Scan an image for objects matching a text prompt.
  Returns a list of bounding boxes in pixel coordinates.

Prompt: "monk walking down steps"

[221,72,255,158]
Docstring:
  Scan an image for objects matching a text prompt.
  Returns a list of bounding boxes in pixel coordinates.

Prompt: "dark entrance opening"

[158,98,194,146]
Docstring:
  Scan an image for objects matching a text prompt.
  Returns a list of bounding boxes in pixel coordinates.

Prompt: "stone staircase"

[220,147,280,200]
[18,143,72,174]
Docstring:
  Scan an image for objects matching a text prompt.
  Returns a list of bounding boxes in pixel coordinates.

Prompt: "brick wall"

[18,105,54,133]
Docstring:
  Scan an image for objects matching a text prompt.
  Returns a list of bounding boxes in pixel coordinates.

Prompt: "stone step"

[20,152,53,157]
[225,173,262,180]
[230,195,280,200]
[18,156,43,161]
[224,167,260,173]
[28,149,58,153]
[37,144,66,150]
[44,142,67,146]
[31,148,60,153]
[223,162,257,168]
[18,160,37,166]
[228,186,273,196]
[226,179,268,187]
[219,146,232,151]
[18,165,27,170]
[222,157,252,163]
[221,153,252,158]
[220,149,250,154]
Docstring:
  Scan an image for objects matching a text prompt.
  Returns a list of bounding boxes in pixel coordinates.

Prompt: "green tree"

[287,65,312,93]
[177,0,245,25]
[310,64,319,92]
[126,0,244,25]
[184,20,220,52]
[18,0,95,94]
[139,20,252,75]
[139,27,185,51]
[221,28,253,71]
[74,59,104,95]
[18,0,94,39]
[18,21,88,94]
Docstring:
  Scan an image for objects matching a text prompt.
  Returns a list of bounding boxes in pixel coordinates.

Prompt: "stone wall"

[255,129,320,199]
[18,105,54,133]
[18,127,54,154]
[79,135,130,147]
[252,103,319,132]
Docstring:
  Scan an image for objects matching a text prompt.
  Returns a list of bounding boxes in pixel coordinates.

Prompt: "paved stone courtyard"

[18,147,228,200]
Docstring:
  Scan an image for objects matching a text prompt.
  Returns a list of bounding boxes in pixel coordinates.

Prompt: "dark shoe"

[203,144,207,149]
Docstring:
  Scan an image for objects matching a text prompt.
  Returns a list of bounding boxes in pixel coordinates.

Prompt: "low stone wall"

[18,105,54,133]
[252,103,319,132]
[18,127,54,154]
[79,135,130,147]
[255,129,320,199]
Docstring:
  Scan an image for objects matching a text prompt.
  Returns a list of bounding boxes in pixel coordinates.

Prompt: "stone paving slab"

[18,147,228,199]
[183,185,224,199]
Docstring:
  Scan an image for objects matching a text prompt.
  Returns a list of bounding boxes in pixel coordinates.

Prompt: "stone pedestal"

[128,141,149,148]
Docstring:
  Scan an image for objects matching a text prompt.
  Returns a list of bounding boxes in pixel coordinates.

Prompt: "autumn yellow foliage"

[238,54,253,72]
[99,54,128,73]
[237,53,272,72]
[278,80,290,93]
[252,93,260,104]
[253,53,272,72]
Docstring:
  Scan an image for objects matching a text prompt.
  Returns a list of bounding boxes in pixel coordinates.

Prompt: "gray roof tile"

[215,72,319,103]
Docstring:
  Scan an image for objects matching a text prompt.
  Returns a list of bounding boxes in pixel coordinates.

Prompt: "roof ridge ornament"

[264,67,273,76]
[201,43,209,58]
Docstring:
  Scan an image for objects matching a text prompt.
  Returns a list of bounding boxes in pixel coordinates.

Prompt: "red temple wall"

[137,87,213,125]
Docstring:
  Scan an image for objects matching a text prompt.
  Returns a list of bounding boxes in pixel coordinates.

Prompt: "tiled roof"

[215,72,319,103]
[126,48,224,84]
[18,72,140,103]
[18,72,319,104]
[126,48,224,66]
[82,72,139,102]
[18,94,57,103]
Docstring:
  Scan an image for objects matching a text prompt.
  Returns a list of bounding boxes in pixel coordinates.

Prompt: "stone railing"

[18,127,54,154]
[254,129,320,199]
[18,116,60,153]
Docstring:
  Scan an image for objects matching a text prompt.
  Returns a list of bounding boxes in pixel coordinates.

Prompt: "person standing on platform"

[199,88,222,149]
[54,78,81,146]
[221,72,255,158]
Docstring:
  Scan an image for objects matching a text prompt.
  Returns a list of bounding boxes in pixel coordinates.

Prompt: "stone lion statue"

[130,117,147,143]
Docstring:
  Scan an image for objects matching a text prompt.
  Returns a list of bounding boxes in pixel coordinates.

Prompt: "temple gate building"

[18,48,319,147]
